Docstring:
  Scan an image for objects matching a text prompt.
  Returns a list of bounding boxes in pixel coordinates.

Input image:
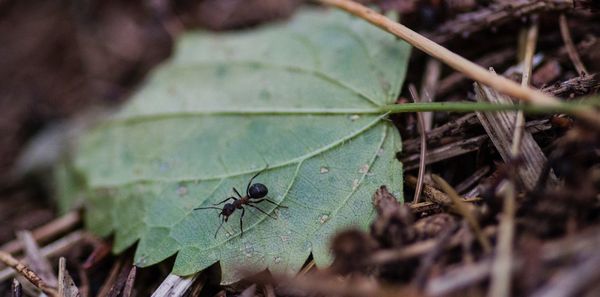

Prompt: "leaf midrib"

[110,59,386,122]
[89,114,388,188]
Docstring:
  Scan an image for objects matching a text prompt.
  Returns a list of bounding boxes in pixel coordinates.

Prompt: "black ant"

[194,170,286,238]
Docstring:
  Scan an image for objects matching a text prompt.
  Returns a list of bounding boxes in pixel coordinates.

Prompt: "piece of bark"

[474,77,556,189]
[58,257,80,297]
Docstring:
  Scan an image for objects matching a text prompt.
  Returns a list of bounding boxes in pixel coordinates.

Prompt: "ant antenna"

[194,206,222,210]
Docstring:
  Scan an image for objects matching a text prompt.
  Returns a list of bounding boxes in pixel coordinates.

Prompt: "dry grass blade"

[511,21,538,156]
[431,175,492,253]
[0,251,58,297]
[559,14,588,76]
[490,21,538,297]
[317,0,600,127]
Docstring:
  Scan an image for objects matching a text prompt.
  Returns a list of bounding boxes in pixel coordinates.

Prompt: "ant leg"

[246,168,267,195]
[213,196,237,206]
[247,204,277,220]
[232,187,243,198]
[253,198,288,208]
[214,216,225,239]
[239,207,245,238]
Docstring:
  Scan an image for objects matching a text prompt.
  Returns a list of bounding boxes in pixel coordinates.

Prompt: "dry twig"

[0,231,85,282]
[0,251,58,297]
[18,231,57,287]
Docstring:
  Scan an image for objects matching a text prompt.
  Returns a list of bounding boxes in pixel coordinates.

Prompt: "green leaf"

[70,8,410,283]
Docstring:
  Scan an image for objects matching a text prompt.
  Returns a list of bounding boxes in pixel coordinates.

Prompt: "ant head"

[221,203,235,216]
[248,183,268,198]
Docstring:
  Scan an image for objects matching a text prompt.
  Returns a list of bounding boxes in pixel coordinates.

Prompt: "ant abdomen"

[248,183,268,198]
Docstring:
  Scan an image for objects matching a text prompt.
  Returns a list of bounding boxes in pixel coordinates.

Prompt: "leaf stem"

[378,101,599,114]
